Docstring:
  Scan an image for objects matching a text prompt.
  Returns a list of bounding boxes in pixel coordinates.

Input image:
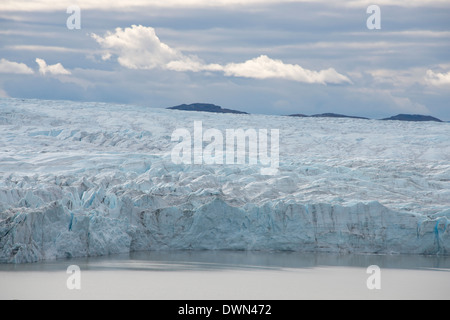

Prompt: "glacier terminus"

[0,98,449,263]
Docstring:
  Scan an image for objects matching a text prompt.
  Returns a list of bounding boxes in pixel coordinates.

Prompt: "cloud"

[223,55,352,84]
[92,25,221,72]
[0,0,291,11]
[368,68,428,89]
[425,70,450,86]
[35,58,71,76]
[166,59,223,73]
[92,25,180,70]
[0,58,34,74]
[1,0,448,11]
[390,96,430,115]
[343,0,450,8]
[0,0,302,12]
[6,45,88,54]
[92,25,351,85]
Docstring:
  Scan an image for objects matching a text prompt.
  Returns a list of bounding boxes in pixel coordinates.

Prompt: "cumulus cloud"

[92,26,179,70]
[92,25,351,85]
[223,55,352,84]
[425,70,450,86]
[36,58,71,76]
[0,58,34,74]
[92,25,221,72]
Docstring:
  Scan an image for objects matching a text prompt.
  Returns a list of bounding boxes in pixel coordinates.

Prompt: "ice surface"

[0,98,449,263]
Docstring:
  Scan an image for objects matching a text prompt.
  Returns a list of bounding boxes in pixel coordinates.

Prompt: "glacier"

[0,98,449,263]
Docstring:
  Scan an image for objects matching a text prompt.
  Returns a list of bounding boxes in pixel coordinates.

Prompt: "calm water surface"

[1,251,449,300]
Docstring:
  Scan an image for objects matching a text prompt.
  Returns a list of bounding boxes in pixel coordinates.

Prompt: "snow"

[0,97,449,263]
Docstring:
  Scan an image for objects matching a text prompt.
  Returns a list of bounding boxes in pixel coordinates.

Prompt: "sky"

[0,0,449,119]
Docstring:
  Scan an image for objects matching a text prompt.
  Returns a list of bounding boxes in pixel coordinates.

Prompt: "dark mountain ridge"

[168,103,248,114]
[167,103,445,122]
[381,114,443,122]
[289,113,443,122]
[310,113,370,120]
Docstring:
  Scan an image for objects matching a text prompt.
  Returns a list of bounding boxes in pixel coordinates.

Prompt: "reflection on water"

[1,251,450,273]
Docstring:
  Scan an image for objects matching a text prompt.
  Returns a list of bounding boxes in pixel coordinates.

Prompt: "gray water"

[1,251,450,300]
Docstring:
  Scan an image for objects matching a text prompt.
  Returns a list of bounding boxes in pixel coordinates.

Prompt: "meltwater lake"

[1,251,449,300]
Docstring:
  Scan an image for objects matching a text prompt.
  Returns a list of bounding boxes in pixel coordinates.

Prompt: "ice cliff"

[0,98,449,263]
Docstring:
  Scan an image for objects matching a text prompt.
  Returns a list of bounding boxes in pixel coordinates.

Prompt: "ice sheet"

[1,98,449,263]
